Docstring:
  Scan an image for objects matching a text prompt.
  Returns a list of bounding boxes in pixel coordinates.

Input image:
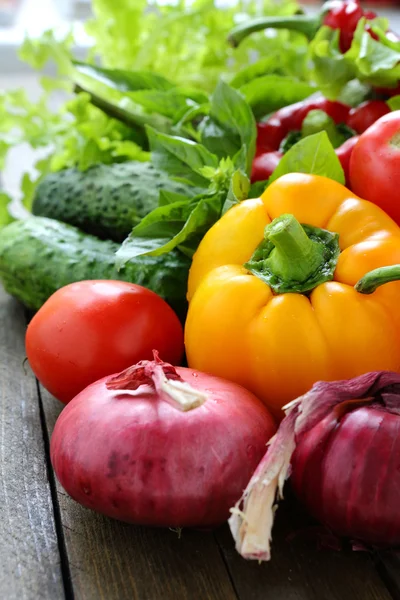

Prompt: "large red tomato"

[26,281,184,404]
[349,111,400,224]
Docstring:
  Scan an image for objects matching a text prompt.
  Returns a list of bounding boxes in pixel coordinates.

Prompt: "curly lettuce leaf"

[0,193,15,229]
[86,0,304,91]
[1,0,304,206]
[309,18,400,99]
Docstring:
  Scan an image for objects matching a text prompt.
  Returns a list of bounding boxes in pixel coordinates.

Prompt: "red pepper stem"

[355,265,400,295]
[227,14,321,47]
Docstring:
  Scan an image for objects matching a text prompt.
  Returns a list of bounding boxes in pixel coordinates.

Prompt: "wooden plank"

[41,389,238,600]
[376,551,400,600]
[216,492,393,600]
[0,287,64,600]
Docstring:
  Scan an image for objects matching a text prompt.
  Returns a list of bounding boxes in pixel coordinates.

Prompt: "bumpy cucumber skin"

[0,217,190,317]
[32,162,193,242]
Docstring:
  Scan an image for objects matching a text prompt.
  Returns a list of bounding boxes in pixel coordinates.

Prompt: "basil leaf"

[202,80,256,175]
[239,75,315,120]
[158,189,191,207]
[388,95,400,111]
[269,131,345,185]
[250,179,269,197]
[128,87,208,121]
[116,192,223,261]
[232,145,248,172]
[147,126,219,187]
[222,170,250,214]
[198,118,241,161]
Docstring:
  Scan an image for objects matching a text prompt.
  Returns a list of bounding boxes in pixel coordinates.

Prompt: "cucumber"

[0,217,190,317]
[31,162,197,242]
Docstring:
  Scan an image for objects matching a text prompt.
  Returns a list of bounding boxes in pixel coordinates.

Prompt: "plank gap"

[213,529,240,600]
[35,367,75,600]
[374,552,400,600]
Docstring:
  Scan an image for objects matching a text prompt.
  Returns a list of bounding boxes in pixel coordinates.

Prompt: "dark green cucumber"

[0,217,190,316]
[32,162,197,242]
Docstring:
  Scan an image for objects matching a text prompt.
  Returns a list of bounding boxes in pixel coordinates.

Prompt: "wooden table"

[1,284,400,600]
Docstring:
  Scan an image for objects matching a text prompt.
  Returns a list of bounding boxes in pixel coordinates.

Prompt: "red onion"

[229,371,400,560]
[51,353,276,528]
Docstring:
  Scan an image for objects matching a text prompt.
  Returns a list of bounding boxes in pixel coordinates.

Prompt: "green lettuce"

[0,0,304,205]
[309,17,400,99]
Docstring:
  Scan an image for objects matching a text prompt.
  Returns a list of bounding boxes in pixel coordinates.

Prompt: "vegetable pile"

[2,0,400,571]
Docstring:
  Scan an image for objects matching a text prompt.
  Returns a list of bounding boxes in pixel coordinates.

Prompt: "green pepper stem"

[355,265,400,294]
[265,214,325,283]
[227,14,321,47]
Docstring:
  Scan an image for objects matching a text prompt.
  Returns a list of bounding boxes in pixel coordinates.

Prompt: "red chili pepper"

[252,137,358,186]
[346,100,390,134]
[375,82,400,98]
[255,95,351,153]
[256,119,286,154]
[335,135,359,185]
[251,151,282,183]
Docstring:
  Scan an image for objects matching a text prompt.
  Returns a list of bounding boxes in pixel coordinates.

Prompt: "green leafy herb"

[239,75,315,119]
[116,192,223,262]
[147,127,218,187]
[0,0,305,205]
[388,95,400,111]
[116,128,242,264]
[309,18,400,99]
[158,190,192,207]
[269,131,345,185]
[0,193,15,229]
[250,179,269,197]
[86,0,302,91]
[222,170,251,214]
[200,80,257,174]
[73,61,175,92]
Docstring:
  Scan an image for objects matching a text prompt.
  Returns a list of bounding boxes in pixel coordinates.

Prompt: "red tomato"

[349,111,400,224]
[335,136,359,185]
[26,281,184,404]
[346,101,390,134]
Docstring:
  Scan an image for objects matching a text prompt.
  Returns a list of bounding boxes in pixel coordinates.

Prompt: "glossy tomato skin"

[346,101,390,134]
[26,280,184,404]
[335,135,359,185]
[349,111,400,224]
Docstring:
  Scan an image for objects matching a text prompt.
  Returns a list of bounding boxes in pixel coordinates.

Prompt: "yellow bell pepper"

[185,173,400,419]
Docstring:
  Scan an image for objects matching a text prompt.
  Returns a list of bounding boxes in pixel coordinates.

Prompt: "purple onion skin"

[50,367,276,528]
[291,404,400,546]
